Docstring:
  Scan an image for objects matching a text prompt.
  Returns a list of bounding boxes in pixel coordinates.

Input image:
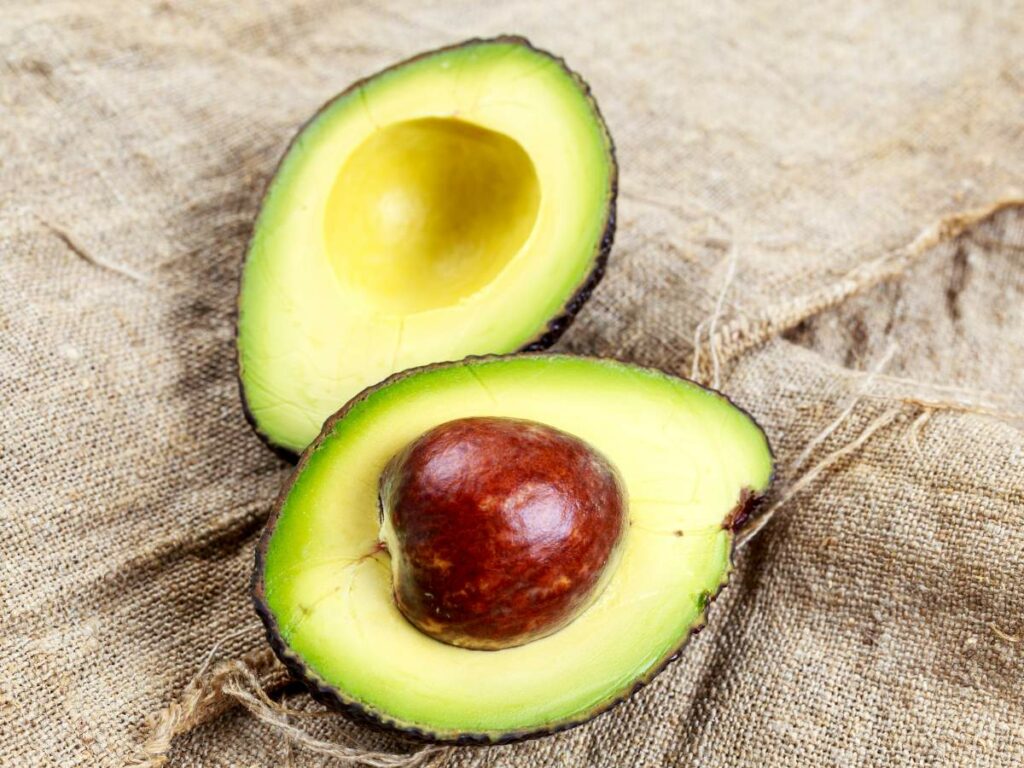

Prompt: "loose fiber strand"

[737,406,902,549]
[788,344,896,476]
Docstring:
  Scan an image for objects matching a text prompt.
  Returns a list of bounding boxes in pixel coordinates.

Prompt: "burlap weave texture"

[1,2,1022,766]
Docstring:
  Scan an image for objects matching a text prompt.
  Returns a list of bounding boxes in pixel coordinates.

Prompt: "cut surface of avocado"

[254,355,773,742]
[238,38,616,453]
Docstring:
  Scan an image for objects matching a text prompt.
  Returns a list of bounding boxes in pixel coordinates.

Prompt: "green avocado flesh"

[238,38,616,453]
[255,355,773,742]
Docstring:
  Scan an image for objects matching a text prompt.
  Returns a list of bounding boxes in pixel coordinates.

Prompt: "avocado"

[237,37,617,454]
[253,355,774,743]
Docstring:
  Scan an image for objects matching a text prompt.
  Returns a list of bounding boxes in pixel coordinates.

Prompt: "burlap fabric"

[2,2,1022,766]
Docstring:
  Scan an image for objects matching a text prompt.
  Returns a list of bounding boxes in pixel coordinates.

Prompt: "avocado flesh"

[255,355,774,742]
[238,38,616,453]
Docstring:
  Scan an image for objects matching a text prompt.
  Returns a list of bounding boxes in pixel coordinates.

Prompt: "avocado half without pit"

[237,37,617,455]
[253,355,774,743]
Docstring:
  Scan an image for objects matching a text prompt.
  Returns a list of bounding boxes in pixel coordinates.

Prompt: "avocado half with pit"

[237,37,617,454]
[253,355,774,743]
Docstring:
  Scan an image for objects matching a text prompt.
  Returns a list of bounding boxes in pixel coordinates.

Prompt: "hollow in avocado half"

[253,355,774,743]
[237,38,617,454]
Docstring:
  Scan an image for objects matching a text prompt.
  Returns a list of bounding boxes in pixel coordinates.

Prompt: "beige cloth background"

[2,1,1022,766]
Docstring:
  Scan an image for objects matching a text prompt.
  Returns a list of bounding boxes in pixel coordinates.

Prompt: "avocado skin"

[236,36,618,460]
[251,354,773,745]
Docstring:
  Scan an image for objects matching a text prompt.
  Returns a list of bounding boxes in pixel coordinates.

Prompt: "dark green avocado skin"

[236,35,618,461]
[251,354,773,745]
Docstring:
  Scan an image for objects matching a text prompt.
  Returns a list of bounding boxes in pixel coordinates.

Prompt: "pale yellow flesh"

[238,41,614,452]
[261,357,773,737]
[326,118,541,314]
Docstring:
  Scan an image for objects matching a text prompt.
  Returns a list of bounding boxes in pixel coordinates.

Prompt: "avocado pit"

[379,416,627,650]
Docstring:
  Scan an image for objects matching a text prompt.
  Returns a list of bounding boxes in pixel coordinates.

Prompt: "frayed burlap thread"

[129,650,285,768]
[735,346,899,549]
[736,407,903,550]
[130,647,446,768]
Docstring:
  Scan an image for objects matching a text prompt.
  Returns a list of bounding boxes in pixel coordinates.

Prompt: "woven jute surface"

[2,2,1022,766]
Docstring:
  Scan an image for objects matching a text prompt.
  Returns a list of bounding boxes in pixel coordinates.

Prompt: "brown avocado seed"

[378,416,627,650]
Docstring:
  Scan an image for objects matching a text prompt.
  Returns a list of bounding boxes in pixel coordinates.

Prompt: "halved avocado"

[238,38,617,454]
[253,355,774,743]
